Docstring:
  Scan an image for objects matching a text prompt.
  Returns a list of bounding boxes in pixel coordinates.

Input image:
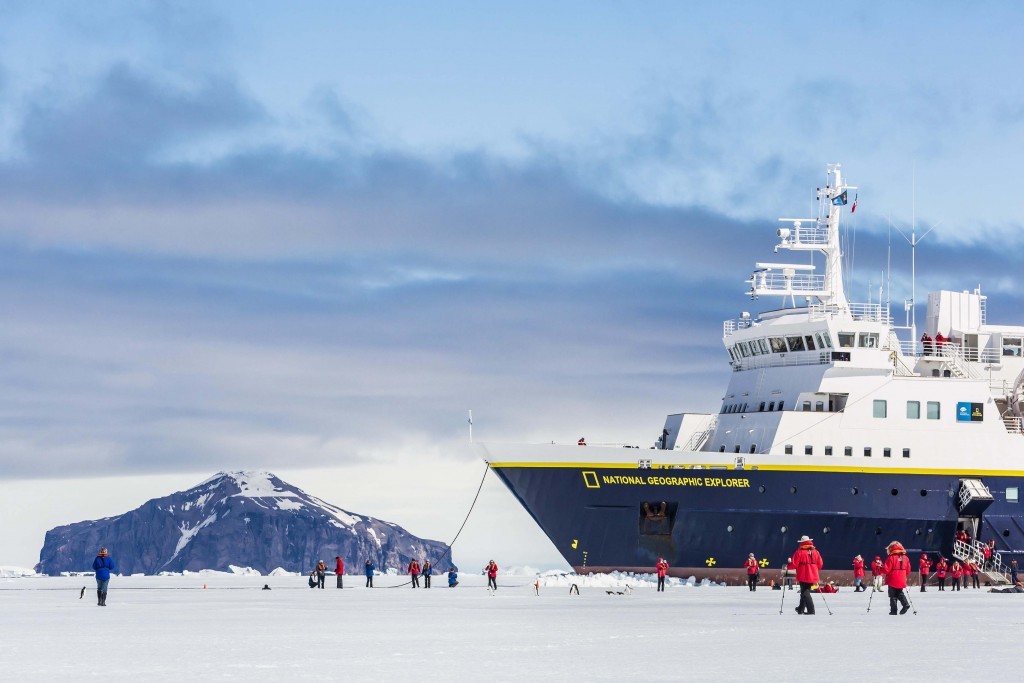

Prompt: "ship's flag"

[832,190,848,206]
[851,193,858,213]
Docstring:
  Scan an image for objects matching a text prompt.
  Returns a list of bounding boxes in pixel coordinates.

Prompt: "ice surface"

[0,574,1017,681]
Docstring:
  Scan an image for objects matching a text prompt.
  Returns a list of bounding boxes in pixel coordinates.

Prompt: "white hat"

[797,535,812,543]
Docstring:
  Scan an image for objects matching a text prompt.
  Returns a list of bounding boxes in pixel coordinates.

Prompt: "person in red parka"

[744,553,760,592]
[334,556,345,589]
[871,555,885,592]
[819,581,838,593]
[408,559,421,588]
[918,553,932,592]
[968,560,981,589]
[935,557,948,591]
[793,535,823,615]
[655,557,669,592]
[485,560,499,591]
[950,560,963,591]
[884,541,912,615]
[852,555,866,592]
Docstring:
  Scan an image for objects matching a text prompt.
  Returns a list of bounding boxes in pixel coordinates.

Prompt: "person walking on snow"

[364,559,375,588]
[316,559,327,589]
[744,553,759,591]
[334,556,344,589]
[852,555,866,592]
[935,557,948,591]
[92,547,115,607]
[918,553,931,592]
[792,535,823,615]
[655,557,669,592]
[950,560,963,591]
[408,559,421,588]
[884,541,912,615]
[447,567,458,587]
[484,560,499,591]
[871,555,885,592]
[422,560,432,588]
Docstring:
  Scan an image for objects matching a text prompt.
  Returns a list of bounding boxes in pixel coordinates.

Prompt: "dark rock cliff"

[35,471,452,575]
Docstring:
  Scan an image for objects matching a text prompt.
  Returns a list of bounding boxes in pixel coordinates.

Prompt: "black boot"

[100,591,107,606]
[97,589,102,606]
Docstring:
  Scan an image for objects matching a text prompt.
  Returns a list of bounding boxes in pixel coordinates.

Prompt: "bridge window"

[858,332,879,348]
[769,337,787,353]
[734,445,741,453]
[802,401,811,411]
[907,401,921,419]
[1003,337,1023,357]
[927,401,941,419]
[784,445,793,455]
[759,402,765,412]
[818,331,833,348]
[815,401,824,411]
[838,332,855,348]
[768,401,775,411]
[778,401,785,411]
[739,342,751,357]
[749,444,757,454]
[804,335,816,350]
[757,339,770,354]
[1008,487,1019,503]
[804,445,813,455]
[787,336,806,351]
[903,448,911,458]
[864,447,872,457]
[844,446,852,456]
[825,446,833,456]
[873,400,887,418]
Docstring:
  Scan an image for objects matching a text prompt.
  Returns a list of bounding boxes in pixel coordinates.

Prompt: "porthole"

[920,489,928,497]
[891,488,899,496]
[781,526,788,533]
[1004,529,1011,537]
[727,525,734,533]
[875,527,882,535]
[851,487,858,495]
[758,485,766,493]
[914,529,922,536]
[823,527,830,534]
[790,486,798,494]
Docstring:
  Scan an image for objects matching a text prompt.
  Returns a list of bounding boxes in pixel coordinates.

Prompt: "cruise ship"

[478,164,1024,583]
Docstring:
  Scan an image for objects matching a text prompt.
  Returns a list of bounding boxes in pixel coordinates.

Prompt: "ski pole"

[866,586,875,613]
[904,589,918,615]
[779,583,787,614]
[818,590,834,615]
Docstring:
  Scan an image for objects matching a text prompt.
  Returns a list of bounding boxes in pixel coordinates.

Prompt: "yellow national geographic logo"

[582,471,600,489]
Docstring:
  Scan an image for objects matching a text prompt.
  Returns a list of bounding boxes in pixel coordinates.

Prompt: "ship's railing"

[1004,416,1024,434]
[750,272,826,293]
[778,223,829,246]
[681,414,718,451]
[898,340,1001,366]
[731,351,831,372]
[723,318,756,337]
[807,302,893,324]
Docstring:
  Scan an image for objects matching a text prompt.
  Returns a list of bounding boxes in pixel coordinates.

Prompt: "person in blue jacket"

[92,547,115,607]
[422,560,433,588]
[364,559,375,588]
[447,567,458,588]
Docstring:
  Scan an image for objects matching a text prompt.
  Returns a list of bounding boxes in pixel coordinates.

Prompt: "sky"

[1,2,1023,570]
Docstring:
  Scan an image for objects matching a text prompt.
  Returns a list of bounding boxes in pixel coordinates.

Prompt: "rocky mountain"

[35,471,452,575]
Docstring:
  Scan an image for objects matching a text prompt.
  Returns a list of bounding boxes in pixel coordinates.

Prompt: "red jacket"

[951,563,963,578]
[853,558,865,578]
[335,558,344,574]
[935,559,948,578]
[965,562,976,576]
[486,562,498,578]
[744,558,759,575]
[871,559,885,576]
[656,560,669,578]
[793,544,823,584]
[919,556,931,575]
[408,561,420,576]
[884,552,911,589]
[819,583,838,593]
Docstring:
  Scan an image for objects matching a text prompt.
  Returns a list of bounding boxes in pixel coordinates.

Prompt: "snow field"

[0,575,1018,682]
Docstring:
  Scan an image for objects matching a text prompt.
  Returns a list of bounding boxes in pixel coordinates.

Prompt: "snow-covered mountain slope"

[35,471,451,575]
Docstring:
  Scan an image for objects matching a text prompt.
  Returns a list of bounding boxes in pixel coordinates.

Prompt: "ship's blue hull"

[491,464,1024,581]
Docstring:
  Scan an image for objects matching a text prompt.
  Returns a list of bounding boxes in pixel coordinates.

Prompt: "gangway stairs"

[952,538,1011,585]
